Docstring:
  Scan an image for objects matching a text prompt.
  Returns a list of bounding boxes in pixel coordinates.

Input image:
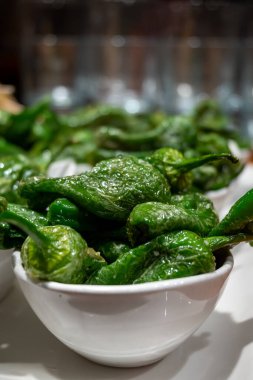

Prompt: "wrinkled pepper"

[0,196,48,249]
[209,188,253,236]
[18,155,171,221]
[0,197,106,283]
[88,230,215,285]
[147,147,239,192]
[127,192,219,245]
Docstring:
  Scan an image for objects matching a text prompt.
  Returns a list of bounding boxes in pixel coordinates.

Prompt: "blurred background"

[1,0,253,136]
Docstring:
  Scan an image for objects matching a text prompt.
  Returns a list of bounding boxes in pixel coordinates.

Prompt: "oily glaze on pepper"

[88,230,216,285]
[127,193,219,245]
[18,155,171,221]
[0,196,48,249]
[209,188,253,236]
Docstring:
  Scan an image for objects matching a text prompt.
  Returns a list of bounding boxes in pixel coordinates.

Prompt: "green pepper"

[0,197,25,249]
[47,197,127,242]
[191,99,229,133]
[0,197,106,283]
[88,230,215,285]
[0,137,25,157]
[95,123,169,151]
[0,196,48,249]
[87,235,160,285]
[21,225,95,283]
[134,230,253,284]
[59,104,125,128]
[0,154,44,204]
[96,241,130,263]
[209,188,253,236]
[205,233,253,251]
[0,222,26,250]
[18,155,171,221]
[47,197,100,232]
[95,115,196,152]
[0,99,50,149]
[146,147,239,192]
[127,193,218,245]
[133,231,215,284]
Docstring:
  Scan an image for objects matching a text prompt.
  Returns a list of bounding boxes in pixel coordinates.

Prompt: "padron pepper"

[18,149,238,219]
[0,154,43,204]
[133,231,253,284]
[87,230,216,285]
[47,197,127,242]
[18,155,171,221]
[0,197,106,283]
[209,188,253,236]
[127,192,219,245]
[95,115,196,152]
[0,196,48,249]
[21,225,103,284]
[95,240,130,264]
[146,147,239,192]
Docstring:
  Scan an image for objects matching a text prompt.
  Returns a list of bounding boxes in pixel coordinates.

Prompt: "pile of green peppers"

[0,150,253,285]
[0,97,251,285]
[0,98,248,193]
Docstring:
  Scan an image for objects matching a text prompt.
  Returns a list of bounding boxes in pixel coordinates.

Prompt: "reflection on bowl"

[0,249,14,301]
[12,250,233,367]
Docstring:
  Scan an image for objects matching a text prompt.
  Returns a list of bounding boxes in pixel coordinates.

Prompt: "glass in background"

[18,0,250,131]
[160,38,241,117]
[21,35,79,109]
[75,36,164,113]
[19,0,85,110]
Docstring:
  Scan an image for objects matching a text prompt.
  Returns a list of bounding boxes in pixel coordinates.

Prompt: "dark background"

[1,0,253,103]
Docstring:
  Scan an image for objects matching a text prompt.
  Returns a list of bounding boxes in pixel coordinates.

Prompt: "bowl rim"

[12,250,233,295]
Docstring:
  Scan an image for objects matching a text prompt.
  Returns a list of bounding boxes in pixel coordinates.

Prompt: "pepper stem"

[167,153,239,173]
[0,198,49,248]
[205,233,253,251]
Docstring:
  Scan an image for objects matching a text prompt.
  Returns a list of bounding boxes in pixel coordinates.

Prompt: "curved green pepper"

[0,137,25,157]
[0,196,106,283]
[209,188,253,236]
[21,225,91,283]
[47,197,101,232]
[127,193,218,245]
[0,196,48,249]
[147,147,239,192]
[96,115,196,152]
[0,222,26,250]
[205,233,253,251]
[47,197,127,243]
[18,155,171,221]
[96,123,169,151]
[133,231,215,284]
[135,231,253,284]
[0,154,43,204]
[87,230,215,285]
[96,241,130,263]
[59,104,131,130]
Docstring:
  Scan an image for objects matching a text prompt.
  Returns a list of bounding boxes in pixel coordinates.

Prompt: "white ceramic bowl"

[12,250,233,367]
[0,249,14,300]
